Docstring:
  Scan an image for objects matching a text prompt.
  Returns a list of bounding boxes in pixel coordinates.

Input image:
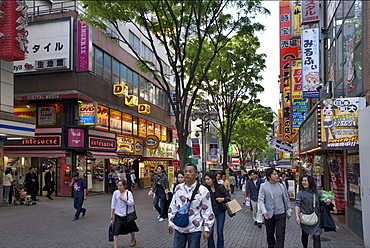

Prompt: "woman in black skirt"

[110,180,139,247]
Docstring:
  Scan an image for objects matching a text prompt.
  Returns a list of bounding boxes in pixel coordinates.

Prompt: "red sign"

[68,128,85,148]
[89,137,116,150]
[0,1,27,61]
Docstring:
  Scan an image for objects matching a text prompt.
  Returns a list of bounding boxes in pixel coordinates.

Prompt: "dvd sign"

[144,135,160,149]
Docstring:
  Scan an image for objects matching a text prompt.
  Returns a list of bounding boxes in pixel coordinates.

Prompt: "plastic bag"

[108,221,114,242]
[245,199,250,207]
[320,190,334,202]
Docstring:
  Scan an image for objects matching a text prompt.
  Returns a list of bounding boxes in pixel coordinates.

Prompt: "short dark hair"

[184,163,198,172]
[157,164,165,171]
[266,168,278,181]
[248,170,257,176]
[72,171,79,178]
[117,179,127,187]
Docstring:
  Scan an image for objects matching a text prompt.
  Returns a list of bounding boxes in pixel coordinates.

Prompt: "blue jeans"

[153,193,167,218]
[73,196,86,219]
[174,230,201,248]
[208,211,226,248]
[3,186,10,201]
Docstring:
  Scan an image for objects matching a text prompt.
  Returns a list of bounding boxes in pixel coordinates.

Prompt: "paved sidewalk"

[0,187,364,248]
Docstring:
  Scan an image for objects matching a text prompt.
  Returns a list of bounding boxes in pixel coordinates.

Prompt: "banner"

[302,28,320,98]
[209,138,219,161]
[328,154,345,210]
[191,138,201,160]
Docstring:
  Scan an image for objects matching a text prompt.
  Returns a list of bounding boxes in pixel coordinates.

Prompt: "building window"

[113,59,120,85]
[132,72,139,95]
[129,31,140,53]
[103,53,112,82]
[94,47,103,78]
[120,64,127,84]
[140,77,148,101]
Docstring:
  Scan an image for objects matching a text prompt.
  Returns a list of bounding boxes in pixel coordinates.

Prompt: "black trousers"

[265,213,286,248]
[46,185,54,198]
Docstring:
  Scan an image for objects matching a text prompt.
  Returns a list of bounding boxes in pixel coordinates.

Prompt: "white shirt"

[168,181,214,233]
[111,190,135,217]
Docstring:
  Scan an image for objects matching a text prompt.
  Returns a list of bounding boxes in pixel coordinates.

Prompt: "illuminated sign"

[144,135,160,149]
[113,84,129,97]
[14,106,36,119]
[117,136,135,153]
[5,135,62,148]
[38,106,56,126]
[138,104,150,114]
[89,136,116,150]
[78,102,96,125]
[125,95,138,106]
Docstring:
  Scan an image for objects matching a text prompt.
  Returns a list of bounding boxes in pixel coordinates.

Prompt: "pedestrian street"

[0,187,364,248]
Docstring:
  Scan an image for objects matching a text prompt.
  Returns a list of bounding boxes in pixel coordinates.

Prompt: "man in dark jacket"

[245,170,264,228]
[69,172,87,221]
[44,166,55,200]
[25,167,36,200]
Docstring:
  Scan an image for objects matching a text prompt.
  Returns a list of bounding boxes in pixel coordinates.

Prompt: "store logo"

[144,135,159,149]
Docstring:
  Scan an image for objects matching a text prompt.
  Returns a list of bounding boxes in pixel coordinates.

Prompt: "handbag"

[299,192,319,226]
[126,191,138,222]
[108,221,114,242]
[225,199,242,215]
[42,185,48,191]
[173,183,200,227]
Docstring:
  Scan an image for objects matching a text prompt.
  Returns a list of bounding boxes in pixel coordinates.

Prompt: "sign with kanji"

[13,18,72,73]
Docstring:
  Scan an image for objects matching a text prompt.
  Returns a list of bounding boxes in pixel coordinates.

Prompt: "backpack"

[173,183,200,227]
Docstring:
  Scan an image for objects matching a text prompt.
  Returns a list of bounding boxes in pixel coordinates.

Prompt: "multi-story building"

[2,0,179,196]
[276,0,370,244]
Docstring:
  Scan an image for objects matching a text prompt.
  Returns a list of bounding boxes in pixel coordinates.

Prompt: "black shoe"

[73,217,79,221]
[254,221,258,225]
[82,210,86,217]
[258,223,262,228]
[50,197,53,200]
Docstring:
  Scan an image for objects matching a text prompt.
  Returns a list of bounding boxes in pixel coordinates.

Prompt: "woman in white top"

[2,168,13,203]
[110,180,139,248]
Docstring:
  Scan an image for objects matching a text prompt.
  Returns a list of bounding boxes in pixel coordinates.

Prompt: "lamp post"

[190,100,218,173]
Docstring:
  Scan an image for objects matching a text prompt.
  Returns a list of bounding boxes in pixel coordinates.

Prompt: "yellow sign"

[138,104,150,114]
[113,84,128,96]
[125,95,138,106]
[144,135,160,149]
[14,106,36,119]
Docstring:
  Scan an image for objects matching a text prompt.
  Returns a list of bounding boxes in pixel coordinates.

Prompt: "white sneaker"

[157,215,161,219]
[158,218,164,222]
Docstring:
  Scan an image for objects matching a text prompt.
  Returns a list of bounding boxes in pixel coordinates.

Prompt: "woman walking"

[110,180,139,248]
[2,168,13,203]
[295,175,331,248]
[204,172,231,248]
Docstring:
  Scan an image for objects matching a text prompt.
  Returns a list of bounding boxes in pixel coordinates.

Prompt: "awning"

[143,157,177,161]
[4,150,67,157]
[89,151,118,159]
[275,164,292,168]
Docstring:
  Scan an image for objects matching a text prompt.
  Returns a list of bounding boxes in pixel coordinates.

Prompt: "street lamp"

[190,100,218,173]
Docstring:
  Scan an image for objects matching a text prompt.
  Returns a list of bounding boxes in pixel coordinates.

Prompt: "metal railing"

[26,0,83,17]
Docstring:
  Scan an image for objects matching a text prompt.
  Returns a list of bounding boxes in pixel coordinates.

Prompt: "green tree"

[200,34,266,170]
[80,0,268,168]
[232,104,274,170]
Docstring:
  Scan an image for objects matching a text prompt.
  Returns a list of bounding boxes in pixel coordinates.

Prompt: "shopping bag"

[225,199,242,214]
[256,205,264,223]
[108,221,114,242]
[245,199,250,207]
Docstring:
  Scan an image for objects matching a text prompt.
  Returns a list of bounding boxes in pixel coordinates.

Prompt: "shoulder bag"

[126,191,137,222]
[299,192,318,226]
[173,183,200,227]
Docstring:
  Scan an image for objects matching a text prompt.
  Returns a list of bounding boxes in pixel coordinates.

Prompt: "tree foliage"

[80,0,268,167]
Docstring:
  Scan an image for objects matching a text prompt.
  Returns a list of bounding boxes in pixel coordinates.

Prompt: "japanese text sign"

[302,28,320,98]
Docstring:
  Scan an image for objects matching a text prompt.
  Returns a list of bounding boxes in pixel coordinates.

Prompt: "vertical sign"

[301,0,320,24]
[291,0,303,38]
[280,1,299,142]
[147,121,154,136]
[160,126,167,142]
[110,109,121,133]
[77,20,89,71]
[209,138,219,161]
[191,138,201,160]
[138,118,147,138]
[122,113,133,135]
[96,105,109,130]
[302,28,320,98]
[0,0,27,61]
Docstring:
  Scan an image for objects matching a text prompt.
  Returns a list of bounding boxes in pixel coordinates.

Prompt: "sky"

[254,1,280,112]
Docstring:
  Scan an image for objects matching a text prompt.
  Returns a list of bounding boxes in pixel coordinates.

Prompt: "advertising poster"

[321,97,366,149]
[68,128,84,147]
[209,138,219,161]
[191,138,201,160]
[287,180,296,199]
[147,121,154,136]
[109,109,121,133]
[96,105,109,130]
[38,106,56,125]
[155,124,161,138]
[168,166,174,187]
[138,118,147,138]
[301,28,320,98]
[78,102,95,125]
[328,154,345,210]
[290,0,303,38]
[117,136,134,153]
[160,126,167,141]
[122,113,132,135]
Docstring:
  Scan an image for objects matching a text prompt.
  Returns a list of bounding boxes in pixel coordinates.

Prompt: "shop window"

[347,154,361,210]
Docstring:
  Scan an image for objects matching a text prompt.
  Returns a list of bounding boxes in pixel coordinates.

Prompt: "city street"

[0,187,364,248]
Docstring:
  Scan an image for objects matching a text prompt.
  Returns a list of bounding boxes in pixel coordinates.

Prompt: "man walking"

[44,166,55,200]
[229,174,236,194]
[25,166,36,201]
[245,170,264,228]
[168,163,214,248]
[258,168,292,248]
[69,172,87,221]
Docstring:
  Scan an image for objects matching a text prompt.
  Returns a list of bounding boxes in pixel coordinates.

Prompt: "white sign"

[13,18,73,73]
[267,134,293,153]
